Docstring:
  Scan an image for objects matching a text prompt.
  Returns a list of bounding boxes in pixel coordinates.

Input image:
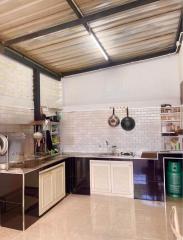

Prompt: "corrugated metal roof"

[0,0,76,41]
[75,0,137,14]
[0,0,182,75]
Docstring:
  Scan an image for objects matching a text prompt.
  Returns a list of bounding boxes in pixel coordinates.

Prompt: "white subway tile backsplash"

[61,107,162,153]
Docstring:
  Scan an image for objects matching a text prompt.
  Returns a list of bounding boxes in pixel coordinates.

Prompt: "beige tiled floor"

[0,195,183,240]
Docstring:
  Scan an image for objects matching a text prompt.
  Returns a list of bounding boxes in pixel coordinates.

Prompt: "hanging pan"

[108,107,120,127]
[121,107,135,131]
[0,134,8,156]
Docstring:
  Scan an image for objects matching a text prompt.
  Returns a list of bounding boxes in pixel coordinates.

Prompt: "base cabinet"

[111,162,133,197]
[90,160,133,198]
[53,164,65,202]
[90,161,111,194]
[71,158,90,195]
[39,162,65,216]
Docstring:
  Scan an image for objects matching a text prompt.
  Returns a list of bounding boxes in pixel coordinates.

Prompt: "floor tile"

[0,194,182,240]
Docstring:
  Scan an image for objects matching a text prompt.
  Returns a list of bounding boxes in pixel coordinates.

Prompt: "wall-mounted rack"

[161,106,183,151]
[32,120,61,156]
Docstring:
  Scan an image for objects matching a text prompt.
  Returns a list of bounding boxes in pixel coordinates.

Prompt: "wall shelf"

[161,106,182,151]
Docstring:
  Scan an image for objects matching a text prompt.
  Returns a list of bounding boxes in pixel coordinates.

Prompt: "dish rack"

[32,120,61,156]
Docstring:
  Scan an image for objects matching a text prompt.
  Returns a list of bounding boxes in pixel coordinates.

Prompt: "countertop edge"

[1,151,182,174]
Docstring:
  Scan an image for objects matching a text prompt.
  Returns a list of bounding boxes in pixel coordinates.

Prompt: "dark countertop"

[0,155,69,174]
[0,151,182,175]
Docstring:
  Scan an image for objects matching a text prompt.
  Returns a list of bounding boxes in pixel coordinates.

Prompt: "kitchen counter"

[0,153,155,175]
[0,155,69,174]
[0,151,182,174]
[0,151,182,231]
[65,152,158,160]
[65,151,182,160]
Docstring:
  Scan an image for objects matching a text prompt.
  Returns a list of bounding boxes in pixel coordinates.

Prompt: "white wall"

[63,54,180,109]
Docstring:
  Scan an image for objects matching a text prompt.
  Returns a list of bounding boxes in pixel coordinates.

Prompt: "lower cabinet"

[71,158,90,195]
[90,160,133,198]
[133,159,164,201]
[90,161,111,194]
[39,162,65,216]
[111,162,134,197]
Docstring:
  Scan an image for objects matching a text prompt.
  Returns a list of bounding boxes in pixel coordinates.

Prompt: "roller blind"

[0,55,33,124]
[40,73,62,110]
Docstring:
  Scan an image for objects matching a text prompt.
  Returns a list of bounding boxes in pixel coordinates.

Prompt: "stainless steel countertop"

[66,152,157,160]
[0,151,182,175]
[0,155,69,174]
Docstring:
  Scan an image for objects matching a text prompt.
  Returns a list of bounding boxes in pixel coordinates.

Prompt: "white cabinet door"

[111,162,133,198]
[39,171,54,215]
[53,163,65,202]
[90,160,111,194]
[39,163,65,216]
[90,160,134,198]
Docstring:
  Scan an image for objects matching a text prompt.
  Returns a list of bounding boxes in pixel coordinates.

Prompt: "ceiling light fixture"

[90,33,109,61]
[67,0,109,62]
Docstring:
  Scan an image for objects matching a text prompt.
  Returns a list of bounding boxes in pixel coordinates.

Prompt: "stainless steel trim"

[22,174,25,231]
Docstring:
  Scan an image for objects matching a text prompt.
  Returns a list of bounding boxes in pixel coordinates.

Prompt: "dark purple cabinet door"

[71,158,90,195]
[133,159,164,201]
[0,174,23,230]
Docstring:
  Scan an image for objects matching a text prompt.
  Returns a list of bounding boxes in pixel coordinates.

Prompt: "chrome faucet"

[105,140,110,153]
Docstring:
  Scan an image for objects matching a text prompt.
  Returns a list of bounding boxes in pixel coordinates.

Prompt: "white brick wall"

[61,106,162,153]
[0,55,33,124]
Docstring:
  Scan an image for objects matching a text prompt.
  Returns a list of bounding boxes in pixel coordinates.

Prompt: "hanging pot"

[0,134,8,156]
[108,107,120,127]
[121,107,135,131]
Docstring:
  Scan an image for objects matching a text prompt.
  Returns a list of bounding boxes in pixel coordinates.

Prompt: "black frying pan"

[121,107,135,131]
[108,107,120,127]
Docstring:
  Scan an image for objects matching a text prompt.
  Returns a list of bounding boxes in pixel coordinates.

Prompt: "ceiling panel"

[108,34,175,59]
[12,25,106,73]
[12,25,89,52]
[89,0,182,62]
[0,0,76,41]
[75,0,137,15]
[90,0,182,29]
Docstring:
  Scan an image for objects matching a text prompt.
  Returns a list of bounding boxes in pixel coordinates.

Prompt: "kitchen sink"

[97,153,121,157]
[97,152,135,158]
[98,153,114,156]
[9,155,52,169]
